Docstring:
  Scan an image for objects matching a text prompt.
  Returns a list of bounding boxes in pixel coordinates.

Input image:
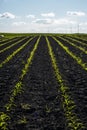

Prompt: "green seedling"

[45,105,51,113]
[21,103,31,110]
[52,36,87,71]
[18,116,27,124]
[0,112,10,130]
[46,36,85,130]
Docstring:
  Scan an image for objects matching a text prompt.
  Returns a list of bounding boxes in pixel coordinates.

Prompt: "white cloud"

[32,18,53,24]
[0,11,87,33]
[79,22,87,26]
[0,12,15,19]
[12,22,26,26]
[26,14,35,18]
[41,12,55,17]
[32,17,76,26]
[54,18,76,25]
[67,11,86,16]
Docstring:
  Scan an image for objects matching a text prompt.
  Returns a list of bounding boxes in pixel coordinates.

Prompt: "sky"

[0,0,87,33]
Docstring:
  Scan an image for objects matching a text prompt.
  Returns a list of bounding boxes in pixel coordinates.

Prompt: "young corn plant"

[0,37,34,68]
[0,37,26,54]
[0,112,10,130]
[0,36,41,130]
[66,36,87,47]
[0,37,20,47]
[58,36,87,54]
[46,36,85,130]
[52,36,87,71]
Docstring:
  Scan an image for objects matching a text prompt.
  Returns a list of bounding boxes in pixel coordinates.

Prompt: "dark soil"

[62,36,87,49]
[48,36,87,128]
[0,36,87,130]
[0,37,19,44]
[0,36,38,109]
[0,36,32,63]
[69,36,87,44]
[0,36,25,50]
[8,36,66,130]
[55,36,87,63]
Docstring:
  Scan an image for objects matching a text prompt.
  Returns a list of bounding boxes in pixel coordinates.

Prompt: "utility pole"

[77,23,79,34]
[70,26,72,34]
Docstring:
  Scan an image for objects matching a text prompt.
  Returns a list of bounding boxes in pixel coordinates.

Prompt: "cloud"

[54,18,76,25]
[32,18,53,24]
[32,17,77,27]
[26,14,35,18]
[32,17,77,26]
[1,11,87,33]
[0,12,15,19]
[41,12,55,17]
[67,11,86,16]
[12,22,26,26]
[79,22,87,26]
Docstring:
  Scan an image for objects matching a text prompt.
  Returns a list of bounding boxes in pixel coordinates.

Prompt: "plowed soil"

[0,35,87,130]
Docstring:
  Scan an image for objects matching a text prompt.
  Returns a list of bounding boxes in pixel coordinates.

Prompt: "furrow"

[46,36,85,130]
[65,36,87,47]
[0,37,27,53]
[0,36,41,130]
[52,36,87,71]
[0,37,34,68]
[58,36,87,54]
[0,37,22,47]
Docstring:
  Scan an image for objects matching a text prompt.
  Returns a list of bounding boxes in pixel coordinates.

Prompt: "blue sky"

[0,0,87,33]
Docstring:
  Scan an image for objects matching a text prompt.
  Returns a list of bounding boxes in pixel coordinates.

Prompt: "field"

[0,33,87,130]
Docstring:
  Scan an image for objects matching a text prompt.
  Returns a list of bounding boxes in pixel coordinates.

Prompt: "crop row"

[58,36,87,54]
[0,36,41,130]
[0,37,39,111]
[0,37,16,45]
[69,35,87,42]
[0,35,86,129]
[0,37,18,47]
[64,36,87,47]
[52,36,87,71]
[0,37,27,54]
[56,36,87,64]
[0,37,24,49]
[0,37,35,68]
[46,37,85,130]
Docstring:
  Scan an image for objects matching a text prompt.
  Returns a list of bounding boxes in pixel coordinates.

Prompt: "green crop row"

[46,36,85,130]
[0,37,27,53]
[52,36,87,71]
[58,36,87,54]
[65,36,87,47]
[0,112,10,130]
[69,35,87,42]
[0,37,34,68]
[0,37,20,47]
[6,36,41,110]
[0,36,41,130]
